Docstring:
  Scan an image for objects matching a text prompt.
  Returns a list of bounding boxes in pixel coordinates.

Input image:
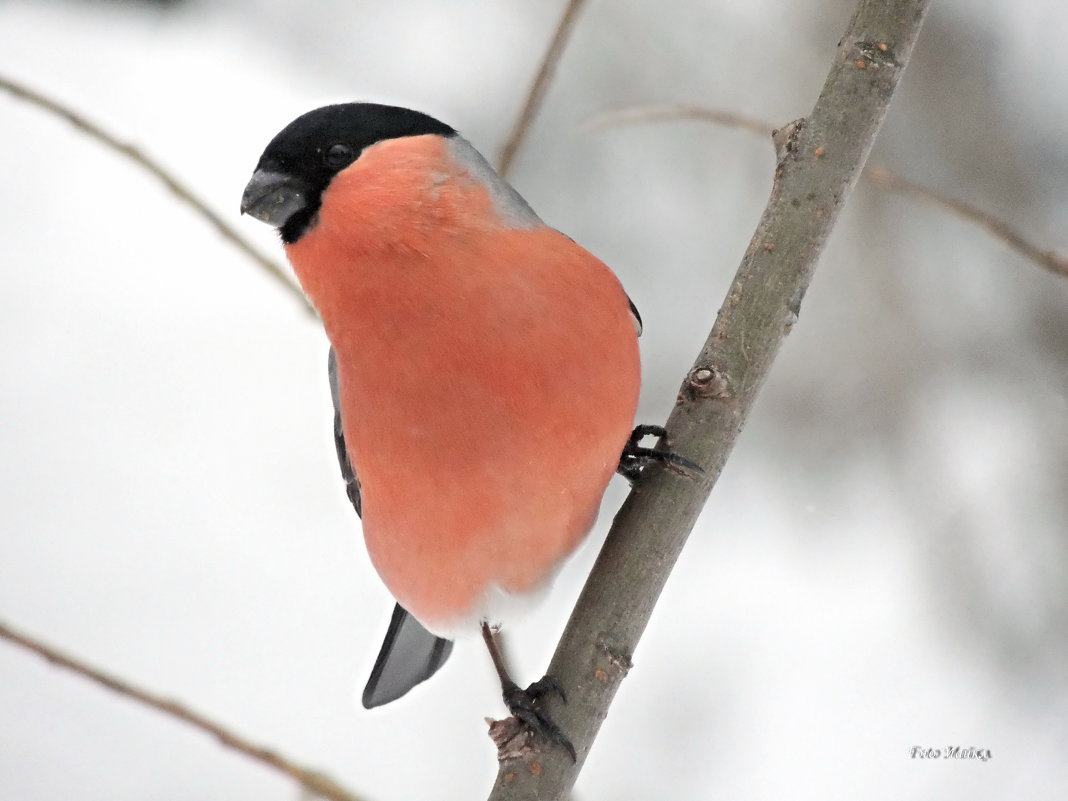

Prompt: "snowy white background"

[2,0,1066,798]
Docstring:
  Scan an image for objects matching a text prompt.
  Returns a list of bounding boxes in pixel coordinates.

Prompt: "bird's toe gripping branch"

[481,622,577,762]
[616,424,703,485]
[500,676,576,762]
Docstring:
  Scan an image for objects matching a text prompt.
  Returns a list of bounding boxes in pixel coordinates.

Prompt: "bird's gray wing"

[328,348,454,708]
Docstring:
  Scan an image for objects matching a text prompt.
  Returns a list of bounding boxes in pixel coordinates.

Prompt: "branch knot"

[687,365,731,399]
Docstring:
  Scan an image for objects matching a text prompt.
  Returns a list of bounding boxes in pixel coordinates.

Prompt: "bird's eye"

[324,144,355,168]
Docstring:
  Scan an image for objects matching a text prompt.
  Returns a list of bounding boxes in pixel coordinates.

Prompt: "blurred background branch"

[586,104,1068,280]
[497,0,588,177]
[0,73,313,316]
[0,619,367,801]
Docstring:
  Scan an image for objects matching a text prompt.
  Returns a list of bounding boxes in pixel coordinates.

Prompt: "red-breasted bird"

[241,103,675,756]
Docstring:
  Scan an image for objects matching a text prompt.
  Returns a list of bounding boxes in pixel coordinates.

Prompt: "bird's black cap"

[242,103,456,243]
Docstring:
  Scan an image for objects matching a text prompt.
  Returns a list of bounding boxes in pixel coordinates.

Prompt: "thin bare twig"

[0,619,367,801]
[584,103,773,139]
[0,73,315,315]
[587,103,1068,279]
[497,0,589,176]
[864,165,1068,277]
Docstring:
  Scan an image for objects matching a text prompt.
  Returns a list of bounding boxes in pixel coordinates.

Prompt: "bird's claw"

[522,674,567,704]
[501,677,576,762]
[616,424,703,484]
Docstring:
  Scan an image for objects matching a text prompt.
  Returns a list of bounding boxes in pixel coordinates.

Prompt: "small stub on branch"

[772,118,806,163]
[687,365,731,399]
[487,716,538,762]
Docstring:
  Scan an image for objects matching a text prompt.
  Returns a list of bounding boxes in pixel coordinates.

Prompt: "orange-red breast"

[241,104,641,741]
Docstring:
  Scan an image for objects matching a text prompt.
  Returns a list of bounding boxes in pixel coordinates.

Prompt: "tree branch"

[0,619,367,801]
[0,73,314,316]
[586,106,1068,280]
[487,2,932,798]
[497,0,589,177]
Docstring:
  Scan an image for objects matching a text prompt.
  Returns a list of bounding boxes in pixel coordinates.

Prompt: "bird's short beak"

[241,169,309,228]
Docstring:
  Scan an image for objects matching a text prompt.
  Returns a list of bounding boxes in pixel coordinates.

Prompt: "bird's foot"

[616,424,703,484]
[500,676,576,762]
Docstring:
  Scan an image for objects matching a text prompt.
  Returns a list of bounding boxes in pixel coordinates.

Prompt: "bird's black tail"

[362,604,454,708]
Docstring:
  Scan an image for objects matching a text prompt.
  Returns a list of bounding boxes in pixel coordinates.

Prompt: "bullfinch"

[241,103,662,755]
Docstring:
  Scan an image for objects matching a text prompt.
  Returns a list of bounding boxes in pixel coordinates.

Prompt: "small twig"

[583,103,773,139]
[0,73,315,315]
[0,619,367,801]
[864,165,1068,278]
[496,0,589,176]
[586,103,1068,280]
